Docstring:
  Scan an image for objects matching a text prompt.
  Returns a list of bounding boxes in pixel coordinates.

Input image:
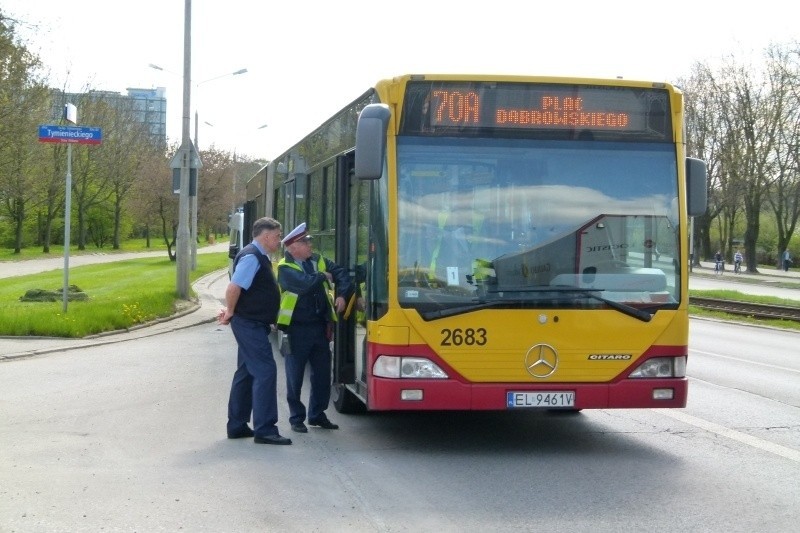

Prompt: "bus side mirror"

[686,157,707,217]
[355,104,391,180]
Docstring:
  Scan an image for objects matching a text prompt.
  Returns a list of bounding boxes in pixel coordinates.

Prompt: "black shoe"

[254,434,292,445]
[308,418,339,430]
[227,426,255,439]
[291,422,308,433]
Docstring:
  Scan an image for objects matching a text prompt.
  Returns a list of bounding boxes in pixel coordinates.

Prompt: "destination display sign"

[400,81,672,141]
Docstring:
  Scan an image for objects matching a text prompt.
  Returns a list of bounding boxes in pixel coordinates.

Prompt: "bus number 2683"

[441,328,487,346]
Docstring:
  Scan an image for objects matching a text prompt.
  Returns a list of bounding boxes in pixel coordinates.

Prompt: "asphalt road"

[1,317,798,532]
[1,250,798,531]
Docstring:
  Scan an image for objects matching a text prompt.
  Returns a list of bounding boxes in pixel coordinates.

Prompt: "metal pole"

[689,216,695,273]
[176,0,192,298]
[63,143,72,313]
[191,110,198,271]
[232,151,237,216]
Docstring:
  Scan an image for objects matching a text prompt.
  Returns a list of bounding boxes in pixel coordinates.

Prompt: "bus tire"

[332,383,365,414]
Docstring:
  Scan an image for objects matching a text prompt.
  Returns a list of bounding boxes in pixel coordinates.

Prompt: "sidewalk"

[0,242,230,278]
[0,244,230,362]
[694,260,800,283]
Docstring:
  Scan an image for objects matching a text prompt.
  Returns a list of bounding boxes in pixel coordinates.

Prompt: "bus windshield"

[396,137,680,316]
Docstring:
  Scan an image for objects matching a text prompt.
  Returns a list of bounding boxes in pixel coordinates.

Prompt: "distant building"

[49,87,167,148]
[126,87,167,146]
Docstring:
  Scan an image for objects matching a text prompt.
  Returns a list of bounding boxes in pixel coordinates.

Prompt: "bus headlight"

[629,356,686,378]
[373,356,449,379]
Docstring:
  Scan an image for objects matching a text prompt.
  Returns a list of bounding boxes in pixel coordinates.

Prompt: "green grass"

[0,253,228,337]
[689,289,800,332]
[690,289,800,307]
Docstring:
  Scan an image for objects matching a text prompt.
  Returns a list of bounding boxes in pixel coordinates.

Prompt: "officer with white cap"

[280,222,311,247]
[277,222,353,432]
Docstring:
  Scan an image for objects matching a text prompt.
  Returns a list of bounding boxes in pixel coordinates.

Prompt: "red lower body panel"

[367,377,687,411]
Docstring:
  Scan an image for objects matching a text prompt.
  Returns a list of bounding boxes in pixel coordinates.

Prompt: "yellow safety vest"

[276,256,337,327]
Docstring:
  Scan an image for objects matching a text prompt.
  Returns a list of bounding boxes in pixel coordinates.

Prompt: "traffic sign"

[169,141,202,169]
[38,125,102,145]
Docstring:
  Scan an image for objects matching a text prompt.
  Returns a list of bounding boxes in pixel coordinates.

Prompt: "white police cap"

[281,222,312,246]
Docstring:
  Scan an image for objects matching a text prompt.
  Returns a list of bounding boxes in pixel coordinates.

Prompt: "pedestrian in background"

[714,250,724,275]
[277,222,353,433]
[218,217,292,445]
[734,249,744,274]
[782,249,792,272]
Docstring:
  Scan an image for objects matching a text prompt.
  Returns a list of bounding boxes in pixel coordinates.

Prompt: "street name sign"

[38,125,102,145]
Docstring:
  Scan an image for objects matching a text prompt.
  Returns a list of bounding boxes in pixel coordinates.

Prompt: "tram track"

[689,296,800,323]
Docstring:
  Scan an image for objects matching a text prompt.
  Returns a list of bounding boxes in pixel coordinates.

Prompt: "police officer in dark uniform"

[277,223,353,433]
[218,217,291,445]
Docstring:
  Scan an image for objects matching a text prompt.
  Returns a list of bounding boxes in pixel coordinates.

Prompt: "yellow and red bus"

[244,74,707,413]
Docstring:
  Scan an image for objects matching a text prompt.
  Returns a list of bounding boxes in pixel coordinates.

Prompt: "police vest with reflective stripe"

[276,256,337,327]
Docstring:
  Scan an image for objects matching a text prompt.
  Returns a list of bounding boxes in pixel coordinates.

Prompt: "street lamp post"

[190,69,246,270]
[176,0,193,299]
[192,111,200,271]
[232,150,238,218]
[243,123,269,215]
[203,122,266,220]
[149,65,247,272]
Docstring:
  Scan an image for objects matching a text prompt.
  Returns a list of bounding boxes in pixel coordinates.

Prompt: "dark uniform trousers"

[285,321,332,425]
[227,315,279,437]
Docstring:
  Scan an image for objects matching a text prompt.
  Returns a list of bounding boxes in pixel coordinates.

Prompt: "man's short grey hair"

[251,217,281,238]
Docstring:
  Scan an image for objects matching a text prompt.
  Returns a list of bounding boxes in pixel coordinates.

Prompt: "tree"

[736,65,781,273]
[129,144,179,259]
[708,57,780,274]
[196,147,238,240]
[34,134,67,252]
[682,62,725,263]
[764,42,800,267]
[34,85,77,253]
[63,93,115,250]
[0,14,49,253]
[96,98,157,249]
[684,41,800,273]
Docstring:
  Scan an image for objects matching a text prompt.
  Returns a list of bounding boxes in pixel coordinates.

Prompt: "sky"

[3,0,798,161]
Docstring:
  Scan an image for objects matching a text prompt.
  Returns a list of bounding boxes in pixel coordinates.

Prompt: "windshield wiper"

[420,300,508,321]
[419,287,654,322]
[548,286,653,322]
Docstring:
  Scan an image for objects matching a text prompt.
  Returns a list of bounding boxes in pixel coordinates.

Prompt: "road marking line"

[659,409,800,464]
[691,349,800,374]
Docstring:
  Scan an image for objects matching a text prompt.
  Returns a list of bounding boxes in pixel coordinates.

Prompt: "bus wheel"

[332,383,365,414]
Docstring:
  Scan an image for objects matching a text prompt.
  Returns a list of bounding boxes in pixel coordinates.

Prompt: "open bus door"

[332,151,367,413]
[332,104,389,412]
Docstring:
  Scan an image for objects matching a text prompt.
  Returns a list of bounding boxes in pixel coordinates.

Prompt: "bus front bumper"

[367,377,688,410]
